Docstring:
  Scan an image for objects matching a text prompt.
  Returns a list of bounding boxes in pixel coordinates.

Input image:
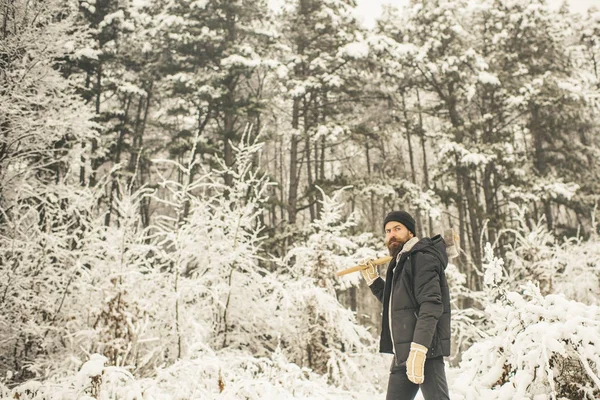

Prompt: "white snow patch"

[339,41,369,59]
[73,47,102,60]
[461,152,494,166]
[75,354,107,390]
[118,82,147,97]
[190,0,208,9]
[478,71,500,86]
[221,54,260,68]
[99,10,125,29]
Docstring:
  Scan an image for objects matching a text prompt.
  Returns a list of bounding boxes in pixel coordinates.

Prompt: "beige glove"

[406,342,428,384]
[359,259,378,286]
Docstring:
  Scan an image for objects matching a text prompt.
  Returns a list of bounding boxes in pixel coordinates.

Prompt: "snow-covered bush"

[128,133,283,365]
[0,182,94,378]
[0,178,170,380]
[499,205,600,303]
[444,262,487,364]
[0,133,278,381]
[0,349,382,400]
[287,187,376,292]
[552,236,600,305]
[136,347,377,400]
[452,245,600,400]
[281,188,385,391]
[0,353,141,400]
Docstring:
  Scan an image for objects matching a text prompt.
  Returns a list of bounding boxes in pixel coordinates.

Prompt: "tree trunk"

[463,174,482,268]
[400,91,423,235]
[456,160,467,272]
[305,134,315,221]
[223,111,235,187]
[544,200,554,232]
[416,89,433,234]
[530,105,554,230]
[127,95,144,174]
[304,95,316,221]
[278,136,285,223]
[2,0,11,40]
[400,92,417,185]
[288,98,301,224]
[483,163,497,246]
[90,62,102,187]
[366,142,377,232]
[315,135,325,218]
[138,83,153,227]
[104,95,133,227]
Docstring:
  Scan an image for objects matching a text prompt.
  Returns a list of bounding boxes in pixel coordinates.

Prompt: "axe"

[335,256,392,277]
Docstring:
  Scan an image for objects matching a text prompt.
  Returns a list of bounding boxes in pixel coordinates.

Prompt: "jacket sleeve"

[369,277,385,303]
[412,252,443,348]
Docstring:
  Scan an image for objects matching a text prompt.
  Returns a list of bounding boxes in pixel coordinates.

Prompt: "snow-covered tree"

[0,0,95,200]
[275,0,370,225]
[368,0,599,277]
[152,0,277,186]
[0,0,97,381]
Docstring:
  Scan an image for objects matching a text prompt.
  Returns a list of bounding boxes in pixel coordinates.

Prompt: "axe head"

[443,228,460,259]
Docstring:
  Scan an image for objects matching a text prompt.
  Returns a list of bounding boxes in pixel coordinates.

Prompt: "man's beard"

[387,239,404,257]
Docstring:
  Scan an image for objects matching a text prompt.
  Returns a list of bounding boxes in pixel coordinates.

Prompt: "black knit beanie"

[383,211,416,235]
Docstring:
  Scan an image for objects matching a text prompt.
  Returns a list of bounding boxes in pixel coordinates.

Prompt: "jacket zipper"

[389,254,406,366]
[389,276,398,365]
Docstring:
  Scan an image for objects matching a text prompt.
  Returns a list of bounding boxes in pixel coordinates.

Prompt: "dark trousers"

[386,356,450,400]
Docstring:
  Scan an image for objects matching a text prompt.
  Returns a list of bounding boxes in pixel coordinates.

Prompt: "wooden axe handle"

[336,256,392,277]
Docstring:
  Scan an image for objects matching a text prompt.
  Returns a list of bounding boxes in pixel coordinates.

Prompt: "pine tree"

[278,0,368,224]
[154,0,276,188]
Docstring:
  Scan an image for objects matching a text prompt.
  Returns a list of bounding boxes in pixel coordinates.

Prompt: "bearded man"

[362,211,451,400]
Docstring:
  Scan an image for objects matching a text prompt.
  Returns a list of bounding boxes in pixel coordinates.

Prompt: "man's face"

[385,221,414,256]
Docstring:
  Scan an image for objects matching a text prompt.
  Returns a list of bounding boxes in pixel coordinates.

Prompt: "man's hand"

[360,259,378,286]
[406,342,428,384]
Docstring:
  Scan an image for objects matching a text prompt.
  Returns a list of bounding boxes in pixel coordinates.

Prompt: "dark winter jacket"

[369,235,451,364]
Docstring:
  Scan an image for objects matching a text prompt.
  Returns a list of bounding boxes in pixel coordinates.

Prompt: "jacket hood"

[409,234,449,270]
